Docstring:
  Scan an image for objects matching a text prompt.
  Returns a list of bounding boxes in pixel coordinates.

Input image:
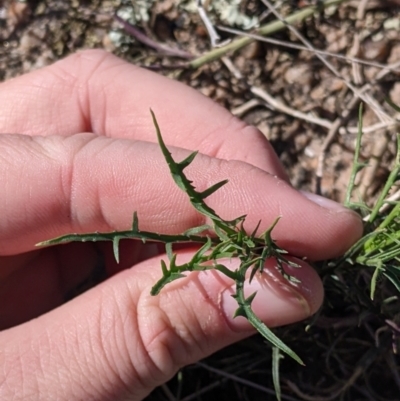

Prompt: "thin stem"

[188,0,346,69]
[368,134,400,224]
[345,104,365,207]
[37,227,215,247]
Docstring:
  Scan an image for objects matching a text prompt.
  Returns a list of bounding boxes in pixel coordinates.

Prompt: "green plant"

[329,103,400,301]
[38,110,304,366]
[294,102,400,400]
[38,105,400,400]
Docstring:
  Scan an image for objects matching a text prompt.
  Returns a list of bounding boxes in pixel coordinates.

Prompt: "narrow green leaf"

[250,244,273,282]
[132,211,139,231]
[211,251,237,259]
[165,243,173,261]
[383,269,400,293]
[113,236,121,263]
[261,217,281,241]
[151,272,186,295]
[191,201,222,222]
[386,263,400,272]
[245,291,257,305]
[37,228,211,249]
[183,224,212,236]
[250,220,261,239]
[161,259,169,276]
[226,215,247,227]
[199,180,229,199]
[169,253,178,272]
[244,237,255,248]
[272,347,283,401]
[244,306,304,365]
[151,109,228,224]
[214,224,231,241]
[249,263,261,283]
[192,237,213,261]
[235,255,304,364]
[178,151,198,169]
[370,264,382,300]
[233,304,247,318]
[36,232,105,246]
[345,103,365,207]
[367,134,400,224]
[214,264,238,280]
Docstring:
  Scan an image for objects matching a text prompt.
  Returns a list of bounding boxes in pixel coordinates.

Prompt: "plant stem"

[345,104,365,207]
[367,134,400,224]
[188,0,346,70]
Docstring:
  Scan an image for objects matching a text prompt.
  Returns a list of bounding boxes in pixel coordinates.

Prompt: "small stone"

[284,64,313,87]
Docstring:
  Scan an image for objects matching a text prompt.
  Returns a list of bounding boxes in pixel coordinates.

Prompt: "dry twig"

[114,15,193,59]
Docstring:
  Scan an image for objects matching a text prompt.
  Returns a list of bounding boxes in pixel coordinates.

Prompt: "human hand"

[0,50,362,400]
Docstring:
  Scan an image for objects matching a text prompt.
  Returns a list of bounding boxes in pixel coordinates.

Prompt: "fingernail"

[300,191,359,215]
[221,264,312,331]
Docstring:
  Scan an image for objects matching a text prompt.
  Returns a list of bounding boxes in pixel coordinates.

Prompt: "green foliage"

[272,347,283,401]
[38,103,400,400]
[334,102,400,300]
[38,110,304,365]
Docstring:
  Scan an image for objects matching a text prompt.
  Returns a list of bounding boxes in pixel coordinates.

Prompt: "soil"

[1,0,400,400]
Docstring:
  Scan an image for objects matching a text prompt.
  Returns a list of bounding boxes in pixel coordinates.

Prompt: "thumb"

[0,250,323,401]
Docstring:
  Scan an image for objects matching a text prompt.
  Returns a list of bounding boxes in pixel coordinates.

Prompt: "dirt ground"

[1,0,400,400]
[1,0,400,202]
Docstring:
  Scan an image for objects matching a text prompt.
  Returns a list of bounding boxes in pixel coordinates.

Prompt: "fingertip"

[299,191,364,258]
[221,258,323,330]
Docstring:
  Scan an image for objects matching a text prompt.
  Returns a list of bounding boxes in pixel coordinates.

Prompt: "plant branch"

[38,110,304,365]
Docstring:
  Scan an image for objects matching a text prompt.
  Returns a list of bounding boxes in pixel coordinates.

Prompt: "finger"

[0,133,362,259]
[0,243,98,329]
[0,240,154,330]
[0,49,288,179]
[0,250,323,401]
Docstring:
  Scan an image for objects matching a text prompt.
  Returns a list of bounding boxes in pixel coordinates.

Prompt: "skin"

[0,50,362,400]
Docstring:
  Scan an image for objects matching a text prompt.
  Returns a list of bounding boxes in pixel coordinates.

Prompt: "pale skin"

[0,50,362,400]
